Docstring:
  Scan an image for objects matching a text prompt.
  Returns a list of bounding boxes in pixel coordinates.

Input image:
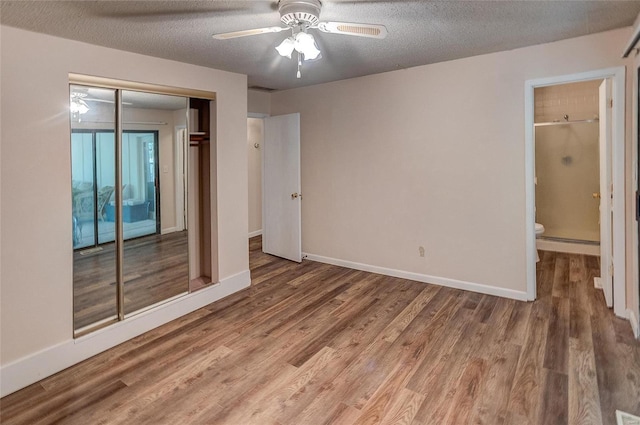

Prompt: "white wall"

[248,118,264,235]
[271,28,634,301]
[0,25,249,383]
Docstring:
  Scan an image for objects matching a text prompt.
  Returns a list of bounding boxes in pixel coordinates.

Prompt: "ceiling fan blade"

[85,2,278,21]
[213,26,288,40]
[317,21,388,39]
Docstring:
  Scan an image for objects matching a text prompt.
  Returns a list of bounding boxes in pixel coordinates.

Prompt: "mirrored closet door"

[71,83,192,335]
[121,91,190,316]
[71,86,118,330]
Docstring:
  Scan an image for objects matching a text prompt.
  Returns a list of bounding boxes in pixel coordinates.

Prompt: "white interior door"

[263,113,302,262]
[599,79,613,307]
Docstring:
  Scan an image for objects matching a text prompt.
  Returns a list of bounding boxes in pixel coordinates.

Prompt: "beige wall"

[247,89,270,236]
[248,89,271,116]
[271,28,635,301]
[248,118,264,234]
[0,26,248,364]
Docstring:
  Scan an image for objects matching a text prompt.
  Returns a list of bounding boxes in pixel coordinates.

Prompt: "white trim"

[628,309,640,339]
[303,253,529,301]
[524,81,536,301]
[0,270,250,398]
[524,67,627,316]
[536,239,600,256]
[161,226,179,235]
[248,229,262,238]
[632,59,640,344]
[610,67,626,317]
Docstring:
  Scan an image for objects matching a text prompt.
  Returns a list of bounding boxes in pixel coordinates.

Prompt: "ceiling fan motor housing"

[278,0,322,27]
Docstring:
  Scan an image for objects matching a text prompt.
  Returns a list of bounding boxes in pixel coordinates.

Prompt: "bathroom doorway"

[534,80,601,247]
[525,68,626,317]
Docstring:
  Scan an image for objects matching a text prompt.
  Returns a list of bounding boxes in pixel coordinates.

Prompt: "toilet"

[535,222,545,262]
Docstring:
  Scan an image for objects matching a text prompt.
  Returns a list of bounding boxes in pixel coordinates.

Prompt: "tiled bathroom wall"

[534,79,601,123]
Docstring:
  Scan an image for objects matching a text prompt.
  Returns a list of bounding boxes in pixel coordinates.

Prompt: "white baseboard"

[0,270,251,398]
[628,309,640,339]
[594,277,602,289]
[536,239,600,256]
[303,253,528,302]
[161,226,179,235]
[248,229,262,238]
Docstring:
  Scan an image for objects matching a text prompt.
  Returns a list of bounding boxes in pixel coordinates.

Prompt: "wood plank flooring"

[73,231,189,329]
[3,238,639,424]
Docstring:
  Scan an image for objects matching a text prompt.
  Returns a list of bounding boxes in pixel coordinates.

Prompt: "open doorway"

[534,80,602,250]
[525,68,626,317]
[248,117,264,239]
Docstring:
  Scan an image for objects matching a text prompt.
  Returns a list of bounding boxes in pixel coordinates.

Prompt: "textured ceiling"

[2,1,640,91]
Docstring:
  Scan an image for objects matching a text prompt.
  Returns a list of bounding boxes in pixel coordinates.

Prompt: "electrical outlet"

[418,246,425,257]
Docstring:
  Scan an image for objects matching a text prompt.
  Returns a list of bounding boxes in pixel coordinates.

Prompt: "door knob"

[592,192,601,199]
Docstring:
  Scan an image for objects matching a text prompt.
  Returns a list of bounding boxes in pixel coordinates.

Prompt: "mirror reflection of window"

[70,84,118,332]
[121,90,190,317]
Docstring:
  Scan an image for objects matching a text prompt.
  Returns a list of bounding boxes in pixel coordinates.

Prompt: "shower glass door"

[535,122,600,243]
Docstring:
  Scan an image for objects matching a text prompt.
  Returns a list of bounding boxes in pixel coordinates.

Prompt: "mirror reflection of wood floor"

[73,231,189,329]
[2,238,639,424]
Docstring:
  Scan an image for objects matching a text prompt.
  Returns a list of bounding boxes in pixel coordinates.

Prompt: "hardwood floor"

[2,238,639,424]
[73,231,189,329]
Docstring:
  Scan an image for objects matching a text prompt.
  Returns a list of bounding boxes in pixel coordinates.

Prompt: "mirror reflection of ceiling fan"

[70,90,132,117]
[212,0,388,78]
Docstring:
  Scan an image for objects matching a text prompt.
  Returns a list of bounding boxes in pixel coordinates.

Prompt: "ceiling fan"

[70,90,133,120]
[212,0,388,78]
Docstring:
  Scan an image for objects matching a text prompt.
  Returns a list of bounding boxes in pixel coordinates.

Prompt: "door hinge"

[610,263,614,277]
[609,98,613,108]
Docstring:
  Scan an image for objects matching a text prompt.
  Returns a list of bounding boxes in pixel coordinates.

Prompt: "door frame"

[524,67,626,317]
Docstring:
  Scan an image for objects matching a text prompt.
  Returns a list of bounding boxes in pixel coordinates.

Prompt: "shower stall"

[535,117,600,244]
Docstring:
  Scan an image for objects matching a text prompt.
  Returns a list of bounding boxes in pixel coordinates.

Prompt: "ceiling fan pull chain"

[297,53,302,79]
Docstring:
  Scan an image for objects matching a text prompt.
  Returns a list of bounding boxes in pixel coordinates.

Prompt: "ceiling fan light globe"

[70,96,90,114]
[77,102,90,114]
[294,32,321,60]
[301,46,321,60]
[276,37,295,58]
